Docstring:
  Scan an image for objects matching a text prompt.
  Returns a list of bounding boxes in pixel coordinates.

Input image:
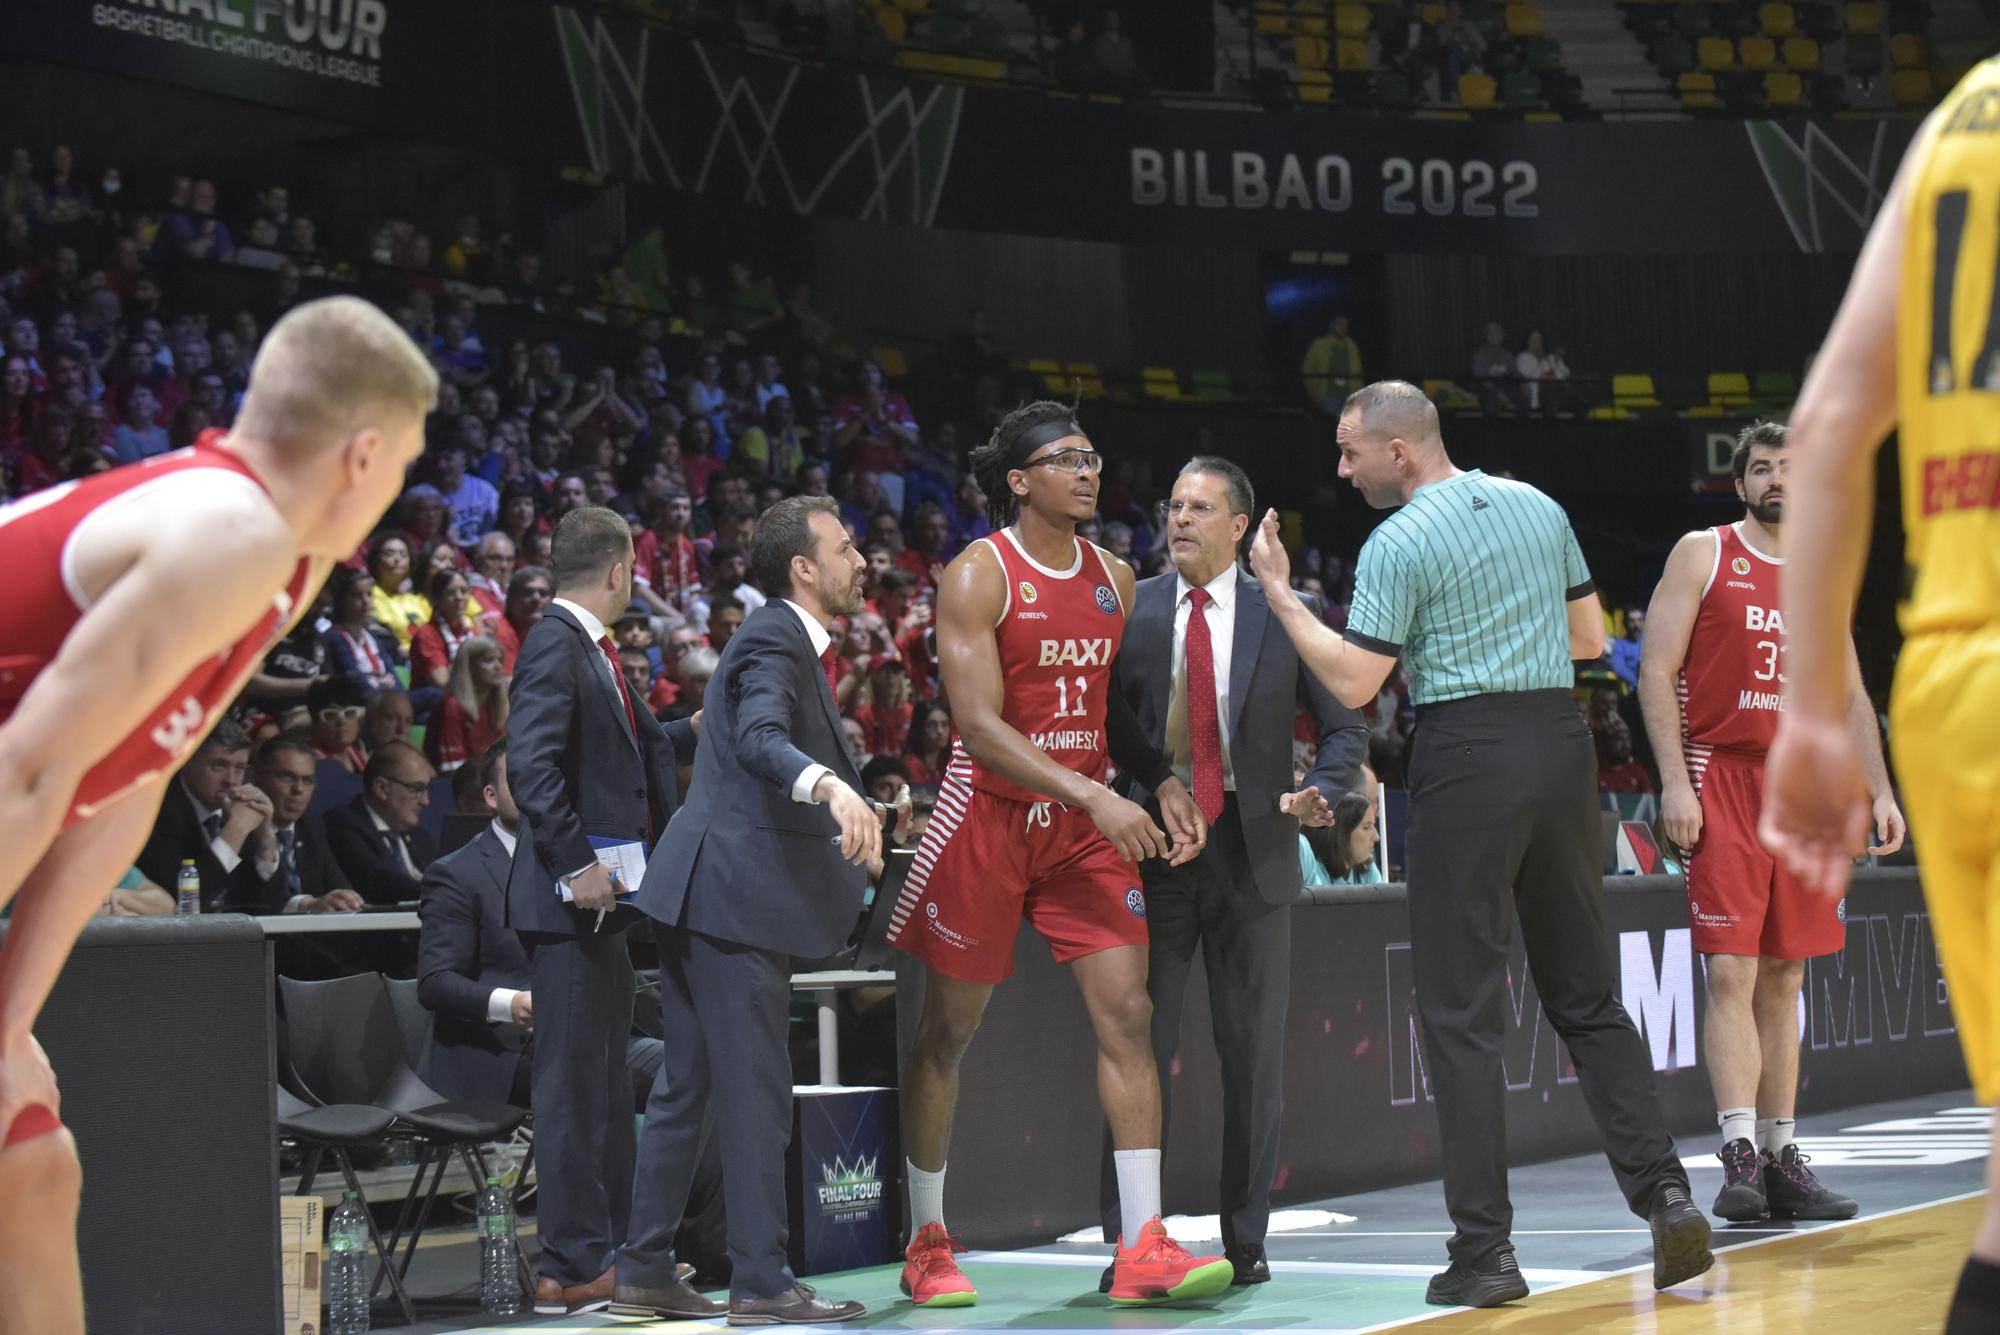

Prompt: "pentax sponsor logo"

[92,0,389,86]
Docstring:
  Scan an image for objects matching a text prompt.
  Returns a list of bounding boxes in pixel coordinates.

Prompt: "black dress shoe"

[1648,1180,1715,1291]
[1226,1244,1270,1285]
[609,1278,728,1319]
[728,1283,866,1326]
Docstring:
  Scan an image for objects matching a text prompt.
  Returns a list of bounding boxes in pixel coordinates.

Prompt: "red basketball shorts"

[1685,749,1846,960]
[886,768,1147,985]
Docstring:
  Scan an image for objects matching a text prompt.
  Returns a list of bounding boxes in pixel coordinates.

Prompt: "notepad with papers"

[556,836,646,904]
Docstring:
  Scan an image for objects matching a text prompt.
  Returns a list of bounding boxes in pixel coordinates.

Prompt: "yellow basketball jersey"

[1897,57,2000,637]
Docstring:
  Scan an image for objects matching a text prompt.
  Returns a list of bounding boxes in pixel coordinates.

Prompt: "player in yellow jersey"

[1761,56,2000,1335]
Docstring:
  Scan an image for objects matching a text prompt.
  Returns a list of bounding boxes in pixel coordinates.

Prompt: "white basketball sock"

[1113,1149,1162,1246]
[907,1159,947,1233]
[1718,1107,1756,1148]
[1757,1117,1797,1156]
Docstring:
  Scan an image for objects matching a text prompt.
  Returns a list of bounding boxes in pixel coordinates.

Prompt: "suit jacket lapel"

[550,603,639,755]
[1139,576,1174,729]
[476,827,509,899]
[774,606,858,786]
[1229,570,1267,734]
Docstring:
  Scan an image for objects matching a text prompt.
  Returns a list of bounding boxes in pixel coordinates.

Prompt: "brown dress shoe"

[532,1264,615,1315]
[610,1277,728,1320]
[728,1283,865,1326]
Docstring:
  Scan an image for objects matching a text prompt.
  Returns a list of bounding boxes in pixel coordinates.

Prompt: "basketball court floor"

[395,1088,1986,1334]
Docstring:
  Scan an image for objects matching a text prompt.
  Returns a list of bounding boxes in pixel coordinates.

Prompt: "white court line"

[964,1250,1598,1284]
[1276,1229,1656,1237]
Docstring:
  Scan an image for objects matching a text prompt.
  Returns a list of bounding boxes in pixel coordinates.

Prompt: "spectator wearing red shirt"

[410,567,477,691]
[904,701,954,787]
[492,565,553,672]
[0,354,36,462]
[308,675,370,775]
[634,488,702,617]
[427,635,509,773]
[833,359,917,513]
[896,504,951,593]
[679,415,725,500]
[467,531,516,621]
[1594,713,1655,797]
[849,653,913,758]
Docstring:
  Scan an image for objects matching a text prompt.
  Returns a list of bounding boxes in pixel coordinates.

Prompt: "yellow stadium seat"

[1064,362,1106,399]
[1026,357,1067,395]
[1893,67,1934,105]
[1765,69,1803,105]
[1782,36,1821,69]
[1613,373,1661,408]
[1297,11,1329,36]
[1891,32,1926,68]
[1758,2,1796,35]
[1678,70,1718,93]
[1254,5,1294,36]
[1588,404,1635,420]
[1698,36,1736,70]
[1335,3,1371,38]
[1419,2,1448,23]
[1300,79,1334,102]
[1708,372,1753,405]
[1504,4,1543,37]
[870,346,909,378]
[1336,37,1372,70]
[1459,70,1498,108]
[1739,35,1777,70]
[1295,33,1330,68]
[1845,1,1883,33]
[870,4,906,43]
[1142,367,1182,401]
[1025,357,1061,374]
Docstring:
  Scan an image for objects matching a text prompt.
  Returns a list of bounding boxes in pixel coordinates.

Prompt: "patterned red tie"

[820,643,841,694]
[599,635,640,739]
[1184,588,1224,824]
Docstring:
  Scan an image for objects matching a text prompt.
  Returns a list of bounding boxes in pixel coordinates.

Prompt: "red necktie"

[820,643,841,695]
[1184,587,1224,824]
[599,635,640,739]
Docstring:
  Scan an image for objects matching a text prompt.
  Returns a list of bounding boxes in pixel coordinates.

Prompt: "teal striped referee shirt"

[1342,470,1594,706]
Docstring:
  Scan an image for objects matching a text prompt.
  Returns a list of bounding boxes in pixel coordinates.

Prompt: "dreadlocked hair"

[969,397,1081,531]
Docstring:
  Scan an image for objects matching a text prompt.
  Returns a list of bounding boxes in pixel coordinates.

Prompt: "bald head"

[1342,380,1441,452]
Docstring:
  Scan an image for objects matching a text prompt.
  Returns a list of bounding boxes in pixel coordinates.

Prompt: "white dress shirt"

[181,780,247,876]
[365,802,422,879]
[1165,564,1239,793]
[486,820,524,1024]
[781,599,837,804]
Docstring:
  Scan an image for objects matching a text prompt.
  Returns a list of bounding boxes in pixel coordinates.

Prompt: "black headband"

[1007,418,1089,472]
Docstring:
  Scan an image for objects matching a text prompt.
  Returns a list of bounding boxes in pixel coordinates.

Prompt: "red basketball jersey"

[0,432,313,825]
[960,528,1126,803]
[1676,523,1785,787]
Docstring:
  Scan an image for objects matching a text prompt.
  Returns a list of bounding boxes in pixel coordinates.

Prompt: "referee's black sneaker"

[1712,1137,1768,1222]
[1424,1247,1529,1308]
[1765,1145,1859,1220]
[1648,1180,1715,1291]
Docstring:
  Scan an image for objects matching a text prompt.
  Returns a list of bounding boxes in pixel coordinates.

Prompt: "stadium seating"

[1627,0,1935,114]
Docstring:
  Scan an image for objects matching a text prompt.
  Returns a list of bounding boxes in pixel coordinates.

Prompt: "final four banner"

[5,2,1916,255]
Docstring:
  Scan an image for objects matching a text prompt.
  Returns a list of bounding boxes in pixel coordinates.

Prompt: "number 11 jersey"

[965,528,1127,803]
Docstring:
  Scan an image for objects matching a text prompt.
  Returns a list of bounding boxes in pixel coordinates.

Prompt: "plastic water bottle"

[478,1175,521,1315]
[174,860,201,916]
[326,1191,371,1335]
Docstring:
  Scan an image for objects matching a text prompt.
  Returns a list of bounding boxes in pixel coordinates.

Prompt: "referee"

[1247,381,1712,1308]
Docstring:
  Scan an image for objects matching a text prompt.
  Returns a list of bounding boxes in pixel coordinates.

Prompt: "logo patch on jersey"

[1093,584,1118,615]
[1019,581,1038,605]
[1836,898,1847,924]
[1732,556,1752,576]
[1470,494,1490,511]
[1125,887,1147,919]
[1038,638,1113,667]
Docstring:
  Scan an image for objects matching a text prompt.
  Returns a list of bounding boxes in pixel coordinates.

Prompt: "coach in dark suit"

[612,496,882,1325]
[504,506,698,1317]
[1100,456,1368,1282]
[232,734,364,914]
[417,738,534,1105]
[323,742,440,905]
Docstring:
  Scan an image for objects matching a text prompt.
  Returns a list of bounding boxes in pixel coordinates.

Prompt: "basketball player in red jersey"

[1637,421,1904,1227]
[888,401,1228,1309]
[0,296,436,1333]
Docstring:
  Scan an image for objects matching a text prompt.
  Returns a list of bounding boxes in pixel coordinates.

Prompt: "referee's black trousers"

[1406,689,1688,1266]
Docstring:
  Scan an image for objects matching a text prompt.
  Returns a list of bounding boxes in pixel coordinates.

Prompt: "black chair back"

[384,975,435,1072]
[279,972,441,1112]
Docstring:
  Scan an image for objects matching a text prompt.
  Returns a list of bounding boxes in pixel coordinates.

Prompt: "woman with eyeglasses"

[366,531,430,653]
[322,565,401,694]
[306,675,370,774]
[426,635,509,774]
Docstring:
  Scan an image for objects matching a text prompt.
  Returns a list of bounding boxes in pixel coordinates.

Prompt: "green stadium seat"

[1847,31,1885,76]
[1501,69,1543,106]
[1190,370,1233,402]
[1525,36,1564,72]
[1713,4,1758,38]
[1796,2,1839,41]
[1674,3,1714,37]
[1753,370,1799,408]
[1651,34,1697,75]
[1376,69,1416,109]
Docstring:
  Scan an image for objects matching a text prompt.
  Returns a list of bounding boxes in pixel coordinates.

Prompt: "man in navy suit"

[504,507,700,1317]
[235,734,363,914]
[1099,456,1368,1284]
[612,496,885,1325]
[417,738,534,1104]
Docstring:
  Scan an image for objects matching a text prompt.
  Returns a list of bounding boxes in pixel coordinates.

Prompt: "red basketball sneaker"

[1107,1219,1234,1306]
[900,1222,978,1307]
